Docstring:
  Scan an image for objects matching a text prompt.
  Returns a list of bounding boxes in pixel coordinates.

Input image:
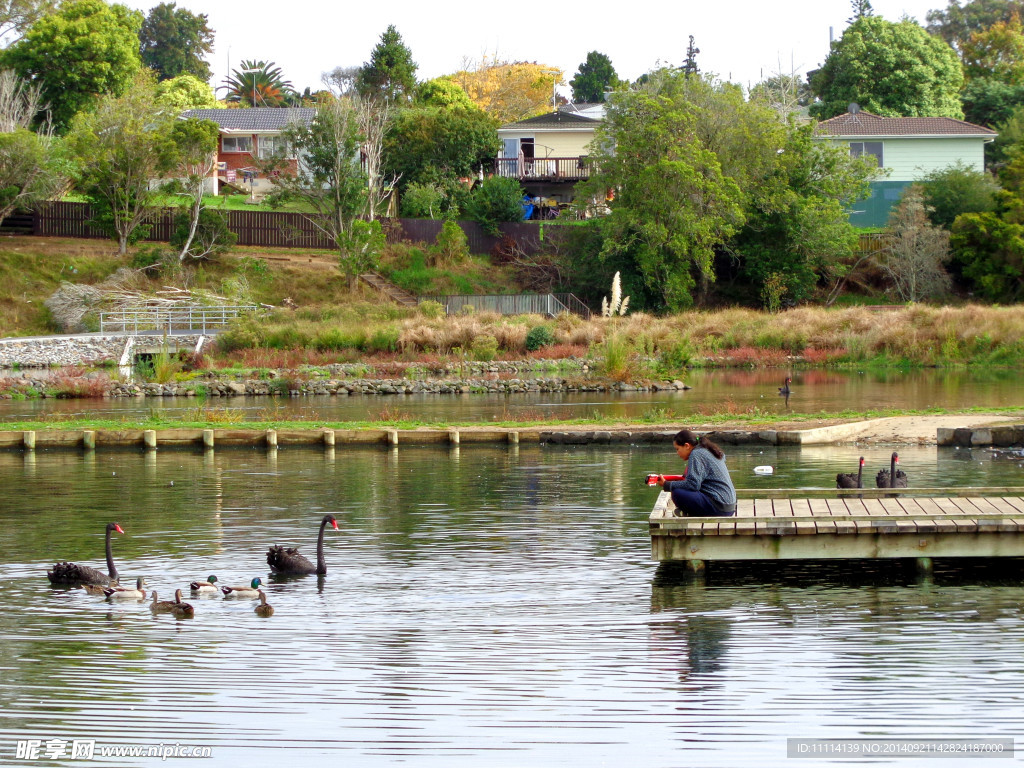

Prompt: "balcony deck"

[494,157,594,182]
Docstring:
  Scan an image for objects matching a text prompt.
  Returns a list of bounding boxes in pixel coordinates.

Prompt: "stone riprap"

[0,335,204,368]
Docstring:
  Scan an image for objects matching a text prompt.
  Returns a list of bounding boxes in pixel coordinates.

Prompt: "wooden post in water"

[322,429,335,447]
[449,429,460,446]
[82,430,96,451]
[916,557,933,575]
[387,429,398,446]
[143,430,157,451]
[22,431,35,451]
[686,559,705,572]
[202,429,214,450]
[265,429,278,449]
[507,431,519,445]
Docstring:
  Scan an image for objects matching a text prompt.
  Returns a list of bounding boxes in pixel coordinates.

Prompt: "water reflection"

[1,447,1023,766]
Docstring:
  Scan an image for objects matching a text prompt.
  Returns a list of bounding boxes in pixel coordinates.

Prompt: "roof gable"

[499,111,601,131]
[181,107,316,132]
[815,110,996,137]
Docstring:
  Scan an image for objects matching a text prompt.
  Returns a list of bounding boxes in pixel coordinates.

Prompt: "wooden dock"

[650,488,1024,571]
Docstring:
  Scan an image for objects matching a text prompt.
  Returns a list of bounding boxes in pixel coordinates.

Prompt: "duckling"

[189,575,218,594]
[104,577,146,601]
[171,590,195,619]
[149,590,178,614]
[254,589,274,617]
[221,577,262,598]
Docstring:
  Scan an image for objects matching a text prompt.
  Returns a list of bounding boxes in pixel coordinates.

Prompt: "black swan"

[47,522,124,586]
[266,515,338,575]
[837,457,865,489]
[778,377,792,395]
[876,452,908,488]
[255,590,274,617]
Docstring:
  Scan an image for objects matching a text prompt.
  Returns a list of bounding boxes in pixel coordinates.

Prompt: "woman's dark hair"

[673,429,724,460]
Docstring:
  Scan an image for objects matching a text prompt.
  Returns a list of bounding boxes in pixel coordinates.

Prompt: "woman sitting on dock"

[655,430,737,517]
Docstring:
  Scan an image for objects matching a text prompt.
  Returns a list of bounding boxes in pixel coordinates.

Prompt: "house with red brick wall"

[181,107,316,197]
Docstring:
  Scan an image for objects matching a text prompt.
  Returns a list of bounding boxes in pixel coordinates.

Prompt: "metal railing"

[419,294,591,318]
[494,156,595,180]
[98,305,262,334]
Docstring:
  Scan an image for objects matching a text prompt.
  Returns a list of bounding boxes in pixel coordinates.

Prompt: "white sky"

[120,0,947,98]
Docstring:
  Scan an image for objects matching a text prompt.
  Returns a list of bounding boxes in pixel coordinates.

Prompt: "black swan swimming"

[876,452,908,488]
[778,377,792,395]
[837,457,865,489]
[47,522,124,586]
[266,515,338,575]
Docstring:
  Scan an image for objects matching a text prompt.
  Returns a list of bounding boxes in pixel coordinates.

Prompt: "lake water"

[1,444,1023,766]
[1,367,1022,423]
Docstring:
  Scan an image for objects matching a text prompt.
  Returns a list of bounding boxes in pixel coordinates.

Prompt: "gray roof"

[500,111,600,131]
[815,110,996,137]
[181,107,316,132]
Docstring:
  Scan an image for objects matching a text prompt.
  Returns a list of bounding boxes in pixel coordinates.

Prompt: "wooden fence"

[29,201,549,255]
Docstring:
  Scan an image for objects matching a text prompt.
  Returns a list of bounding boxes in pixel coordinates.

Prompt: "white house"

[814,106,997,227]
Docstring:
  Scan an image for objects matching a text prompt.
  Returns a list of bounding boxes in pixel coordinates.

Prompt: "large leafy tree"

[384,105,499,192]
[927,0,1024,50]
[67,72,179,254]
[222,60,294,107]
[139,2,214,82]
[356,25,417,102]
[155,73,221,111]
[2,0,143,131]
[570,51,617,103]
[450,58,562,123]
[577,71,745,311]
[809,16,964,119]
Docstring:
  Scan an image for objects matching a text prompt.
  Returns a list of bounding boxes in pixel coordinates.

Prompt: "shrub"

[171,208,237,261]
[471,334,499,361]
[432,219,470,264]
[525,325,555,351]
[468,175,524,235]
[418,300,445,319]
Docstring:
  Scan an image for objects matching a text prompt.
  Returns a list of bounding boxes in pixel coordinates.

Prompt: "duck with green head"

[189,575,218,594]
[221,577,262,598]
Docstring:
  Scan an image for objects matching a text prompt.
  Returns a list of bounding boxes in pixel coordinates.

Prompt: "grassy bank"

[1,405,1021,434]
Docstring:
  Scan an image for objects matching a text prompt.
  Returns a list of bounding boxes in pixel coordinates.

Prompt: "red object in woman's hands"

[645,473,685,486]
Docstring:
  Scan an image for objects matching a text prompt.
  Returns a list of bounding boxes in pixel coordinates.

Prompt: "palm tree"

[222,60,294,107]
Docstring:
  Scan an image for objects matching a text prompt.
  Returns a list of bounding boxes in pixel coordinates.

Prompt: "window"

[222,136,252,153]
[850,141,883,166]
[258,136,290,159]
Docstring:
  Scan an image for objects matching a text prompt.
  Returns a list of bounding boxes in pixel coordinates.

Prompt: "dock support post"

[916,557,933,575]
[387,429,398,446]
[202,429,215,450]
[685,559,705,573]
[507,431,519,445]
[448,429,460,446]
[322,429,335,447]
[22,431,35,451]
[82,430,96,451]
[143,430,157,451]
[265,429,277,449]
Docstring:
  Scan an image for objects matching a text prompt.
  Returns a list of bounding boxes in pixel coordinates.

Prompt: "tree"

[927,0,1024,50]
[68,72,178,254]
[0,69,72,227]
[917,161,998,228]
[961,13,1024,83]
[155,73,220,111]
[222,60,294,107]
[415,76,478,110]
[809,16,964,120]
[570,51,617,103]
[876,185,952,301]
[168,117,219,260]
[961,76,1024,125]
[2,0,143,131]
[0,0,58,47]
[682,36,700,79]
[450,58,562,123]
[384,105,499,192]
[847,0,874,23]
[467,175,523,234]
[265,96,379,289]
[138,2,213,82]
[749,71,814,119]
[356,25,417,102]
[576,70,745,310]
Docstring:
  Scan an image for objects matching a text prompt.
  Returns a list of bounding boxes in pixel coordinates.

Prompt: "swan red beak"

[114,524,125,534]
[331,520,339,530]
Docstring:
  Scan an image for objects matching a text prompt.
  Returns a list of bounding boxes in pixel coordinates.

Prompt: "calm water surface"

[1,444,1023,767]
[1,368,1022,423]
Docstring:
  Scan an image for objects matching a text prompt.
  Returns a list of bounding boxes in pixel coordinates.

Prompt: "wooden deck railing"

[494,157,595,181]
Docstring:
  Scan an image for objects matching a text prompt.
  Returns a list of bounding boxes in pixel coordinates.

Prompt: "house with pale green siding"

[814,107,997,227]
